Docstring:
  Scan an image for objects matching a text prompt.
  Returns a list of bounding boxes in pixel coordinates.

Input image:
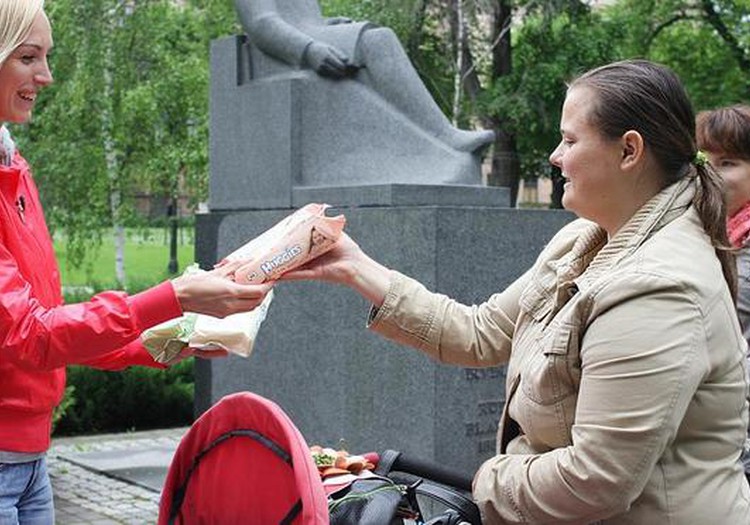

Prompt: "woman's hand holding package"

[172,260,273,318]
[281,233,392,308]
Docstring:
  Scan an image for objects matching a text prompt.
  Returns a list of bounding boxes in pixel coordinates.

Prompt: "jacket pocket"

[521,322,581,406]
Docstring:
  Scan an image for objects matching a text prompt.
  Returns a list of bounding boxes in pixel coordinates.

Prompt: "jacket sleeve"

[75,337,167,371]
[0,242,182,371]
[365,219,592,368]
[368,269,530,368]
[473,275,712,523]
[734,249,750,471]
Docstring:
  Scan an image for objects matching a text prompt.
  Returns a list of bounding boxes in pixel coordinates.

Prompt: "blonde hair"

[0,0,45,66]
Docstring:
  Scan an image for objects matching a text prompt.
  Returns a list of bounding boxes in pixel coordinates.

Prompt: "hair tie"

[693,150,708,168]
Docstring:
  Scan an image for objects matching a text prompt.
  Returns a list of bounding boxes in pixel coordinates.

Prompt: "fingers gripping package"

[141,203,346,363]
[227,203,346,283]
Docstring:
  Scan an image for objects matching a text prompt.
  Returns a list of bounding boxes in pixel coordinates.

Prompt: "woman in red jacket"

[0,1,272,523]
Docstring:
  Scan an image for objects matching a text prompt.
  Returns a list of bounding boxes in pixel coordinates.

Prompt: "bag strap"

[374,450,480,525]
[376,450,473,492]
[168,428,301,525]
[279,500,302,525]
[415,481,481,525]
[373,449,402,477]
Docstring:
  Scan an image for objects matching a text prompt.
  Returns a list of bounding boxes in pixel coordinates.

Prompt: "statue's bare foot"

[444,128,495,153]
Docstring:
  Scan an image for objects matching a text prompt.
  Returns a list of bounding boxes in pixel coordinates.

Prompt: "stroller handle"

[374,450,474,492]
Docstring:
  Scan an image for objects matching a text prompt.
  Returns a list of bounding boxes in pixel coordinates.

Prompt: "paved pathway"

[48,427,187,524]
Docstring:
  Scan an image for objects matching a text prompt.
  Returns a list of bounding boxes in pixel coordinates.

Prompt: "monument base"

[195,204,573,476]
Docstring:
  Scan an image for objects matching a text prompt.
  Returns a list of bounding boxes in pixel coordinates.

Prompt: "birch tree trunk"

[102,2,126,286]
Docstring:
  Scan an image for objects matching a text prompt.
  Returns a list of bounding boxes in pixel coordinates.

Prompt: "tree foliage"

[11,0,750,259]
[608,0,749,108]
[17,0,237,269]
[486,5,623,179]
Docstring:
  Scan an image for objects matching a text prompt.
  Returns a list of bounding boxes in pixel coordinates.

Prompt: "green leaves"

[609,0,749,106]
[13,0,749,257]
[16,0,234,267]
[481,6,621,178]
[485,0,748,180]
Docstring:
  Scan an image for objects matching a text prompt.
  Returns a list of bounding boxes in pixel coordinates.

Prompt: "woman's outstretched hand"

[171,260,273,318]
[281,233,392,308]
[280,232,361,284]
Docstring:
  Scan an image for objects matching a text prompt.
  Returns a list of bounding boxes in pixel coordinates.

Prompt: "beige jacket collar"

[559,177,697,293]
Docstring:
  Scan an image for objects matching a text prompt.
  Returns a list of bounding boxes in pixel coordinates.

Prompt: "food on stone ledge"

[310,445,375,478]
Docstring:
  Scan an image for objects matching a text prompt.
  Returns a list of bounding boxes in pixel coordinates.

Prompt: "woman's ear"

[621,130,645,171]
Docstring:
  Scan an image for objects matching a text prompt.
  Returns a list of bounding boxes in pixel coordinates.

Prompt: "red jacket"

[0,151,183,453]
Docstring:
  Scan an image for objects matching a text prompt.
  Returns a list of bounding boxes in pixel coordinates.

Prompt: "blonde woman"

[0,2,272,522]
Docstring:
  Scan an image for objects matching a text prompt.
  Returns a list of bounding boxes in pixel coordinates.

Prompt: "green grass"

[54,228,195,288]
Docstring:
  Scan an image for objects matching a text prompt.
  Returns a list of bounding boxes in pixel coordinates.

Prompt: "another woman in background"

[0,1,272,523]
[697,104,750,482]
[284,60,750,523]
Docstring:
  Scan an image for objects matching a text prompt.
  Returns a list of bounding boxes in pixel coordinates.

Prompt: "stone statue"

[234,0,494,153]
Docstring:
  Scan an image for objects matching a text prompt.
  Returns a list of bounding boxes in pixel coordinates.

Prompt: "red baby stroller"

[158,391,328,524]
[159,391,480,524]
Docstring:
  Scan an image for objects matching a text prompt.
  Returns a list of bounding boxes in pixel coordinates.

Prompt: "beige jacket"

[370,179,750,524]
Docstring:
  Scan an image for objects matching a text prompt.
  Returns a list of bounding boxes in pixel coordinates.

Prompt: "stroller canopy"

[159,391,329,525]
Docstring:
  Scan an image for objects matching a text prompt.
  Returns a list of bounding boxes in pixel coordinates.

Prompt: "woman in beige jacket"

[286,60,750,523]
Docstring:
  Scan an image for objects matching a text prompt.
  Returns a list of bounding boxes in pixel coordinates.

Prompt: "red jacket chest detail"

[0,156,61,308]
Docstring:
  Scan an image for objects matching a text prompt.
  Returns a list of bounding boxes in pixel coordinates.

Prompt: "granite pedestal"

[195,204,573,476]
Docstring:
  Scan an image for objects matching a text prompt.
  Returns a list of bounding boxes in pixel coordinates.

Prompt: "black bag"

[328,475,421,525]
[375,450,482,525]
[423,509,471,525]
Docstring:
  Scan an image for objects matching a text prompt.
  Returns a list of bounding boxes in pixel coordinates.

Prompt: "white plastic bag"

[141,266,274,363]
